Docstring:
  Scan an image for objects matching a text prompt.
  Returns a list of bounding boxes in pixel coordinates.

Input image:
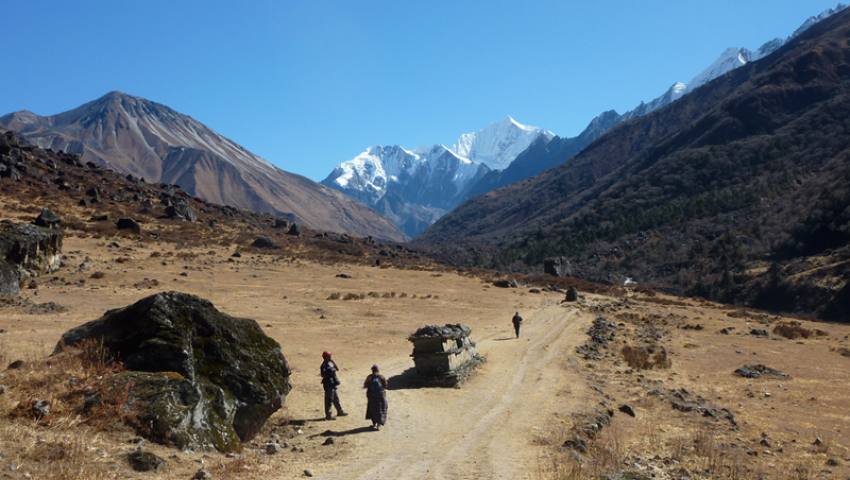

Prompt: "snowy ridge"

[322,116,553,236]
[452,116,554,170]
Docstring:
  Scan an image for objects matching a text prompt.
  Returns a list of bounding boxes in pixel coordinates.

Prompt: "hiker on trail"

[512,311,523,338]
[321,351,348,420]
[364,364,388,430]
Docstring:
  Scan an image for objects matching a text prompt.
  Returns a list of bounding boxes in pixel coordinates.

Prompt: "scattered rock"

[90,271,106,279]
[6,360,24,370]
[23,301,67,315]
[750,329,769,337]
[251,237,280,249]
[576,317,617,360]
[116,218,142,234]
[191,468,213,480]
[734,364,789,379]
[33,208,61,229]
[265,442,280,454]
[618,404,636,417]
[56,291,293,452]
[492,279,518,288]
[303,469,314,477]
[335,273,352,279]
[127,450,165,472]
[563,436,588,453]
[30,399,50,419]
[164,202,198,222]
[681,323,704,331]
[564,286,579,302]
[322,437,335,446]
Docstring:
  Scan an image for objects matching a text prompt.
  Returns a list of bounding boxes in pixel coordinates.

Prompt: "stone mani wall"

[409,324,480,384]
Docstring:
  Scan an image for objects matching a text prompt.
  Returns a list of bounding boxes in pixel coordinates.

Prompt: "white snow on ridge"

[451,116,554,170]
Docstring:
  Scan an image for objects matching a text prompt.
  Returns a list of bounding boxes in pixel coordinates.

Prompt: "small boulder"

[618,404,636,417]
[734,364,789,379]
[7,360,25,370]
[192,468,213,480]
[493,279,518,288]
[30,399,50,419]
[750,329,769,337]
[165,202,198,222]
[33,208,61,229]
[252,237,280,249]
[564,287,579,302]
[287,223,301,236]
[116,218,142,234]
[127,450,165,472]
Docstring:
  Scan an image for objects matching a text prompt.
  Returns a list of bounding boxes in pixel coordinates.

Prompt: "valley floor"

[1,232,849,479]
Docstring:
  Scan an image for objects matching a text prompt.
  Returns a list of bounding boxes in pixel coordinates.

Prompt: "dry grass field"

[0,228,849,479]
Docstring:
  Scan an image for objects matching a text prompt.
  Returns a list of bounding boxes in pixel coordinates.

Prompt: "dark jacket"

[321,359,341,390]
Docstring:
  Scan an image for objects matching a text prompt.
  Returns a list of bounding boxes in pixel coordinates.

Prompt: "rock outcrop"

[0,220,63,295]
[56,292,292,452]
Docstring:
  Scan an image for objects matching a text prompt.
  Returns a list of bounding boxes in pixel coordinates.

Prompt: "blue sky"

[1,1,841,180]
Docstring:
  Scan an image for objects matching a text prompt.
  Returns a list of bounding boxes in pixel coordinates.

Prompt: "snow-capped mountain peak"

[451,116,554,170]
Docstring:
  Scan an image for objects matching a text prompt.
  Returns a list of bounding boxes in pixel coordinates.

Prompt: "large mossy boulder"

[56,291,292,452]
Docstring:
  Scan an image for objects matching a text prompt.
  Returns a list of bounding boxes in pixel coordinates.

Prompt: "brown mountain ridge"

[0,92,406,241]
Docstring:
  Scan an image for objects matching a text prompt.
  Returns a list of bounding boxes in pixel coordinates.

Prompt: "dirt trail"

[315,303,593,480]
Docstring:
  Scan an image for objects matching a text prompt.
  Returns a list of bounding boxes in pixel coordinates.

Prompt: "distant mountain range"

[0,92,406,241]
[325,4,847,239]
[322,117,552,237]
[418,5,850,321]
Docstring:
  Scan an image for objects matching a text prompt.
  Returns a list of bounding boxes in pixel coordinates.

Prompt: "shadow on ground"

[315,426,376,437]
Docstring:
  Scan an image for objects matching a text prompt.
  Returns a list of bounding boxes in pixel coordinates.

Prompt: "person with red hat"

[320,351,347,420]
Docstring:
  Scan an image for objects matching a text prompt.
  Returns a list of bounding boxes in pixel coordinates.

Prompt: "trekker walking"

[320,351,348,420]
[364,364,388,430]
[512,311,523,338]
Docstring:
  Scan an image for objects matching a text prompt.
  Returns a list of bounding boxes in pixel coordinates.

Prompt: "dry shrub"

[342,292,365,301]
[0,426,114,480]
[772,321,813,339]
[326,292,341,300]
[621,344,671,370]
[539,423,628,479]
[4,339,124,429]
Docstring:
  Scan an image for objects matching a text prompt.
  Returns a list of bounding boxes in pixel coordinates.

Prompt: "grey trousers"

[324,387,344,417]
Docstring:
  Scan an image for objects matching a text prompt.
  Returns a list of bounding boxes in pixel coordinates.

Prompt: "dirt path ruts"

[316,303,592,480]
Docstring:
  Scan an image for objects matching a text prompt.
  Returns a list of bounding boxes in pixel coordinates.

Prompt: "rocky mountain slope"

[468,4,848,198]
[322,117,549,237]
[0,92,406,241]
[419,7,850,321]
